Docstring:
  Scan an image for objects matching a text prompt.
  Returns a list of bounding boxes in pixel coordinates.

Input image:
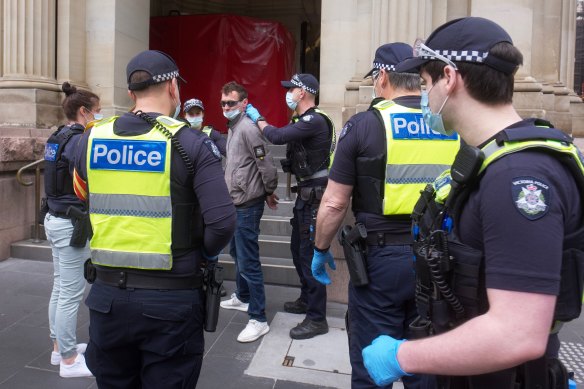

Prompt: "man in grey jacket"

[220,81,279,342]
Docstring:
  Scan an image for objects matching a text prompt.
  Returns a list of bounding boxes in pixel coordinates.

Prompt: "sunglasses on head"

[220,100,241,107]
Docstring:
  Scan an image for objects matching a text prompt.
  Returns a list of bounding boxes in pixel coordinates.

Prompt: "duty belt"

[95,269,203,290]
[296,186,326,202]
[365,232,412,246]
[298,169,328,182]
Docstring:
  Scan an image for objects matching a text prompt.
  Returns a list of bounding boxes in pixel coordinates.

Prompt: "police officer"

[73,50,236,388]
[246,73,335,339]
[183,97,226,156]
[362,17,584,388]
[44,82,101,378]
[310,43,460,389]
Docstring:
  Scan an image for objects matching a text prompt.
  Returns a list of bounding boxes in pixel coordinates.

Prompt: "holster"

[204,263,224,332]
[338,223,369,286]
[83,258,96,284]
[66,206,92,248]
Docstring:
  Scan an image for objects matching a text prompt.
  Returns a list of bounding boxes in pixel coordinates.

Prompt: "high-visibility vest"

[86,115,185,270]
[374,99,460,215]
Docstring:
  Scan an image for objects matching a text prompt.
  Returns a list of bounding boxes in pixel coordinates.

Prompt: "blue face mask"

[93,112,103,121]
[223,109,240,121]
[420,83,454,136]
[286,91,298,111]
[187,116,203,129]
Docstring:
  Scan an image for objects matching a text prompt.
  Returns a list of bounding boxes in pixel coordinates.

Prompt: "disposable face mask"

[372,77,378,99]
[286,91,298,111]
[223,109,240,120]
[420,84,454,136]
[172,102,181,119]
[93,113,103,121]
[187,116,203,129]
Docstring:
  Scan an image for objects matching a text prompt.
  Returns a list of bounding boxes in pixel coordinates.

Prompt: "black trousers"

[290,197,327,321]
[85,281,205,389]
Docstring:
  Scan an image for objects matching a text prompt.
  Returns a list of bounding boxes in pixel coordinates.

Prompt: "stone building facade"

[1,0,583,261]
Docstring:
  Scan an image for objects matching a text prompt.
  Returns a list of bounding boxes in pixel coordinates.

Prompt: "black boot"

[284,298,308,314]
[289,318,328,340]
[220,284,227,297]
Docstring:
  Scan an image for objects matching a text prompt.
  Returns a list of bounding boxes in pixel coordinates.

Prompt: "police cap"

[281,73,319,95]
[364,42,413,78]
[127,50,187,91]
[183,98,204,113]
[396,17,520,75]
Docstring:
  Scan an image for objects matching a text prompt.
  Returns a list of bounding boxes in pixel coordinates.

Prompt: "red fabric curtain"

[150,14,296,133]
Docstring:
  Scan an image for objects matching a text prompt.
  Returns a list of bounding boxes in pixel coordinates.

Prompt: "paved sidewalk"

[0,257,582,388]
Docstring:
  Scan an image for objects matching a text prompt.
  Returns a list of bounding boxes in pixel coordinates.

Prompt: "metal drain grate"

[560,341,584,383]
[282,355,295,367]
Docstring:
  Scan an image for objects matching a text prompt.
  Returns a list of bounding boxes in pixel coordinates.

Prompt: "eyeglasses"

[220,100,241,108]
[371,70,381,81]
[413,38,458,70]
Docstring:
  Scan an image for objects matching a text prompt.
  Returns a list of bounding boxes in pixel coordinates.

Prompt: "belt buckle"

[117,271,127,289]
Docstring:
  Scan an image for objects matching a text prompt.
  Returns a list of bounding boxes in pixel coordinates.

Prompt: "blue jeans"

[229,200,266,322]
[348,244,435,389]
[290,197,326,321]
[85,282,204,388]
[45,213,90,359]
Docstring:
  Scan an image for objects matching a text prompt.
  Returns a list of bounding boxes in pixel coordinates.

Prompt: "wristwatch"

[256,116,266,123]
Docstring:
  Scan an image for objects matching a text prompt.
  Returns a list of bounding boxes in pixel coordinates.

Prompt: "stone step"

[268,144,287,159]
[218,253,299,286]
[263,199,296,217]
[261,215,292,236]
[10,237,298,287]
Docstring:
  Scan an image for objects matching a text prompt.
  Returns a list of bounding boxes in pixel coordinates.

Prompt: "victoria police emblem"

[302,115,313,122]
[512,176,550,220]
[204,138,222,160]
[339,121,353,141]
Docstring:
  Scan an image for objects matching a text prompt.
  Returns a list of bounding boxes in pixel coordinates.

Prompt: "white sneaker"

[220,293,249,312]
[50,343,88,366]
[59,352,93,378]
[237,319,270,343]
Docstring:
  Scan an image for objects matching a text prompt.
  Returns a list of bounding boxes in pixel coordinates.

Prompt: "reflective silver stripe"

[299,169,328,182]
[386,164,450,184]
[481,141,502,159]
[90,193,171,218]
[92,249,171,269]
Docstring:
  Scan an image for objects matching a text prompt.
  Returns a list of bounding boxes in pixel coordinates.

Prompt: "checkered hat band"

[421,50,489,63]
[152,70,179,83]
[373,63,396,72]
[291,79,317,94]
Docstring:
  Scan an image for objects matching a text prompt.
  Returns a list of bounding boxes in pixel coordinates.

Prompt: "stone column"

[354,0,432,115]
[86,0,150,117]
[57,0,88,88]
[0,0,62,128]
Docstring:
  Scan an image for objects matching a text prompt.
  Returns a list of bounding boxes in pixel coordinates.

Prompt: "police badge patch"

[511,176,550,220]
[302,115,313,122]
[203,138,222,160]
[339,121,353,141]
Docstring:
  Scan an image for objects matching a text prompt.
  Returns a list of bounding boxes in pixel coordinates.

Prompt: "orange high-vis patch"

[73,169,88,201]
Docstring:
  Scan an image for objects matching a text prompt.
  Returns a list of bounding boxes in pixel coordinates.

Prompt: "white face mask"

[187,116,203,129]
[223,109,240,120]
[286,91,298,110]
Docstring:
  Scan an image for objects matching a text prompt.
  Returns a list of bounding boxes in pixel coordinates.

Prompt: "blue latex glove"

[311,248,336,285]
[246,103,261,123]
[362,335,411,386]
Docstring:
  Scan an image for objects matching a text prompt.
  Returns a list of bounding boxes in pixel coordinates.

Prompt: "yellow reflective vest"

[374,99,460,215]
[87,115,185,270]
